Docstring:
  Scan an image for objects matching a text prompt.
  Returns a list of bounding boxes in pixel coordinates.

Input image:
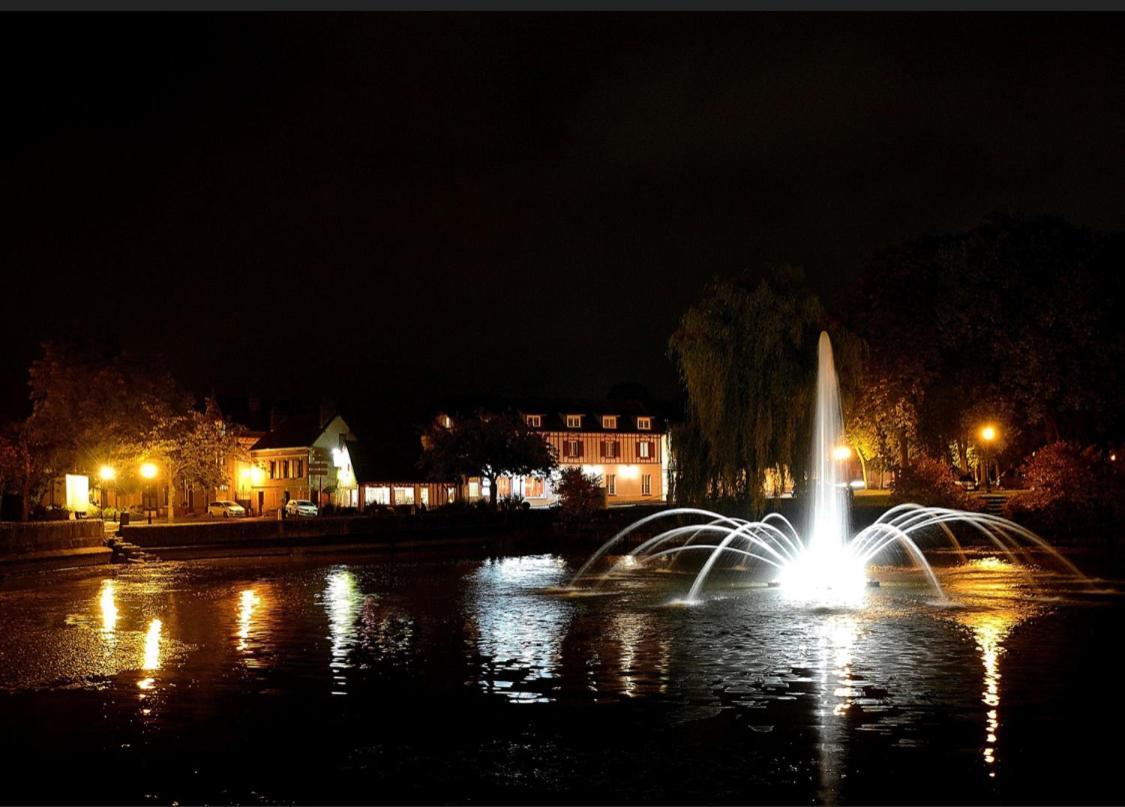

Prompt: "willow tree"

[668,266,829,513]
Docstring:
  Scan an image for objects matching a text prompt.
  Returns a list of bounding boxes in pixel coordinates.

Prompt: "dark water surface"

[0,547,1121,804]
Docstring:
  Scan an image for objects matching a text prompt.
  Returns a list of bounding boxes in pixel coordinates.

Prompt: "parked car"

[285,499,318,517]
[955,474,979,492]
[208,500,247,518]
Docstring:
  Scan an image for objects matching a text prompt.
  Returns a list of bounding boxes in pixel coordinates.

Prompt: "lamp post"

[979,426,997,492]
[140,462,158,524]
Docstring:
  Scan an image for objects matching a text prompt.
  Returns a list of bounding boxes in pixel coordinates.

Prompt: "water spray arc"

[568,332,1084,603]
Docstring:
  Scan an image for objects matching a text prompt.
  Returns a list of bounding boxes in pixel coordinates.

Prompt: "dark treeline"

[669,213,1124,518]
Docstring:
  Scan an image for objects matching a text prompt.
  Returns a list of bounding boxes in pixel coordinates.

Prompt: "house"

[248,410,357,514]
[345,436,456,511]
[436,398,671,507]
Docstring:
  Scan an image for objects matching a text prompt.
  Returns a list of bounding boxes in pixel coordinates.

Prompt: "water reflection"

[324,569,361,694]
[607,610,671,698]
[817,613,861,803]
[99,580,118,635]
[469,555,572,703]
[137,618,162,690]
[956,609,1019,778]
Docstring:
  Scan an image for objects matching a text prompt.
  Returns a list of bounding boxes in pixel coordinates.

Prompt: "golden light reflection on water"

[609,610,670,698]
[237,589,261,654]
[945,558,1036,780]
[99,580,118,635]
[820,614,860,716]
[137,617,162,690]
[955,609,1020,778]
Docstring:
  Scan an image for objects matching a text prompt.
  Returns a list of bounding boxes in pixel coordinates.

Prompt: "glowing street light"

[140,462,158,479]
[979,425,998,492]
[831,445,853,462]
[99,465,117,482]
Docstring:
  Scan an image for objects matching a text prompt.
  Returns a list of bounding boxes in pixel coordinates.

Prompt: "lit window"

[566,414,582,429]
[642,474,652,496]
[526,414,542,428]
[639,441,651,459]
[607,474,616,496]
[637,417,652,430]
[600,440,620,459]
[602,415,617,429]
[366,486,390,505]
[393,486,415,505]
[441,415,452,429]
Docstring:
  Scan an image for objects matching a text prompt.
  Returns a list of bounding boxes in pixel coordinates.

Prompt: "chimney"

[319,399,336,429]
[269,405,285,432]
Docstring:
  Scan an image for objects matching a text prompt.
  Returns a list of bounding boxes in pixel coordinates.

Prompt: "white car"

[208,500,246,518]
[285,499,318,517]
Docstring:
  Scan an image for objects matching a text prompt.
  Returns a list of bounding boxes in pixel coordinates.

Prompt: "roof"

[346,432,436,483]
[250,413,327,451]
[434,396,671,435]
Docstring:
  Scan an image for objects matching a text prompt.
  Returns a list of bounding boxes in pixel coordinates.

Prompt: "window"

[642,474,652,496]
[394,486,415,505]
[564,439,583,458]
[602,415,617,429]
[639,440,651,459]
[607,474,616,496]
[566,414,582,429]
[637,417,652,430]
[468,480,480,499]
[269,460,277,479]
[366,486,390,505]
[600,440,620,459]
[419,488,430,506]
[440,415,452,429]
[294,459,303,478]
[526,414,542,428]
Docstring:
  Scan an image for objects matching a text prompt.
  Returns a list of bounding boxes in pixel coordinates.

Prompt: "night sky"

[3,14,1123,421]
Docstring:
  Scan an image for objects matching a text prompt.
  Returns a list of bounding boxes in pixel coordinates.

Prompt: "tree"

[669,266,855,513]
[555,466,603,525]
[849,214,1125,471]
[19,342,188,520]
[420,410,557,509]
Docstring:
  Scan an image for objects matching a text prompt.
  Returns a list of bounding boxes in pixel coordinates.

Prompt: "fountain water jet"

[569,331,1086,604]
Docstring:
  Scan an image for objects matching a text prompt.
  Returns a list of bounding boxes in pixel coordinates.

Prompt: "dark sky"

[3,13,1123,420]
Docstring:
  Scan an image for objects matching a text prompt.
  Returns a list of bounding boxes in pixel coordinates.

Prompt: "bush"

[892,455,983,511]
[556,467,604,526]
[1004,442,1122,539]
[498,494,527,512]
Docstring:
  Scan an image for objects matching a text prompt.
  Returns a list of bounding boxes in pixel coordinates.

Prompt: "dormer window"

[637,417,652,430]
[526,414,542,428]
[602,415,618,430]
[565,414,582,429]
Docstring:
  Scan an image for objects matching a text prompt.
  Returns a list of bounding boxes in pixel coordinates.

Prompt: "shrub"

[1004,442,1121,539]
[498,494,526,512]
[892,455,983,511]
[556,467,604,526]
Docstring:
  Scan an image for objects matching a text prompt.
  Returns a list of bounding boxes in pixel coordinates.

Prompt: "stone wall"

[0,519,106,556]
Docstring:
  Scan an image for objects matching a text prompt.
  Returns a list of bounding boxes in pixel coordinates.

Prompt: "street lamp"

[979,425,998,492]
[831,445,853,461]
[140,462,158,524]
[99,465,117,512]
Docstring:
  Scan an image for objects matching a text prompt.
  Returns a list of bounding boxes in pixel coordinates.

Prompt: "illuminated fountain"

[570,332,1084,603]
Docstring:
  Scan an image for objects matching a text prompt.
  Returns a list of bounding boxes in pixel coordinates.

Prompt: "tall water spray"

[568,331,1085,604]
[809,332,849,557]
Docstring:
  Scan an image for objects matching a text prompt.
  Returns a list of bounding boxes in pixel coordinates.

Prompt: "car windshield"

[295,501,314,506]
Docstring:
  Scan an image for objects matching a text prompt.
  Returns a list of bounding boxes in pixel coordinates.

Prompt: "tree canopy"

[420,409,557,508]
[668,266,857,512]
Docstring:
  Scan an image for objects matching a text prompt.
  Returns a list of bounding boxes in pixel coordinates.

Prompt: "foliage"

[498,494,529,512]
[850,215,1125,469]
[420,409,557,508]
[891,454,983,511]
[669,265,858,512]
[1004,442,1122,538]
[555,466,603,525]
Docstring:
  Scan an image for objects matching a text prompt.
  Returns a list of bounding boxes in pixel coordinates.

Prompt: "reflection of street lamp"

[979,426,998,492]
[140,462,158,524]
